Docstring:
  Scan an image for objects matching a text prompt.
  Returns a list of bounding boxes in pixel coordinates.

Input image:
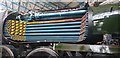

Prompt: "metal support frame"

[59,2,69,7]
[31,0,51,10]
[49,2,62,9]
[78,2,85,5]
[0,3,16,11]
[29,2,43,11]
[0,1,85,12]
[55,2,65,8]
[36,2,51,10]
[7,0,30,12]
[11,0,14,11]
[64,2,73,8]
[42,2,57,9]
[18,0,21,12]
[19,2,28,12]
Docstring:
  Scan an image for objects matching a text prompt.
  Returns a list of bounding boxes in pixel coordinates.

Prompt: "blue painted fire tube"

[29,10,87,20]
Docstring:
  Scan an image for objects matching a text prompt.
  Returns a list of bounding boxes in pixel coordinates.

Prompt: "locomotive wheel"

[26,47,59,58]
[2,46,14,58]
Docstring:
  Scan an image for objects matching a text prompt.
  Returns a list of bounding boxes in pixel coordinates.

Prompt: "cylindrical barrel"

[3,10,88,43]
[24,10,87,21]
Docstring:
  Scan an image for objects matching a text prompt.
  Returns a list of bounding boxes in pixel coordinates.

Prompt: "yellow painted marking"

[7,20,11,24]
[23,27,26,29]
[7,20,26,41]
[19,33,22,35]
[11,26,15,28]
[20,22,23,23]
[20,30,22,32]
[16,24,19,26]
[11,29,14,31]
[22,33,25,35]
[12,23,15,25]
[15,33,18,35]
[20,27,23,29]
[7,21,12,25]
[10,32,14,35]
[15,30,19,31]
[16,27,19,29]
[24,22,26,24]
[16,21,19,23]
[23,25,26,27]
[23,31,26,33]
[20,24,23,26]
[12,20,15,23]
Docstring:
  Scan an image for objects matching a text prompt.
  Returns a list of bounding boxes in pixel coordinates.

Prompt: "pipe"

[25,32,80,36]
[24,10,87,21]
[27,18,81,24]
[26,21,81,27]
[26,25,80,30]
[26,29,80,33]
